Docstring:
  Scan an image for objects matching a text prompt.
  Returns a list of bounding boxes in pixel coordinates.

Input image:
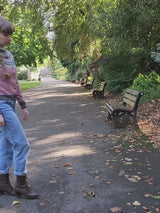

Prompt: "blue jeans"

[0,100,30,175]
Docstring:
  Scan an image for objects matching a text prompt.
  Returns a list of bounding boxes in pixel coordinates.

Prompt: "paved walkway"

[0,78,159,213]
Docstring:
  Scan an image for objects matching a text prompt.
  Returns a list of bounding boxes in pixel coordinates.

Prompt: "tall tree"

[52,0,110,62]
[1,0,53,67]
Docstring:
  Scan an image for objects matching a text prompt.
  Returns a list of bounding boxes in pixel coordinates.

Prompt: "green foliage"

[100,0,160,84]
[53,0,105,62]
[104,0,160,51]
[151,43,160,64]
[60,56,93,81]
[101,51,139,93]
[52,67,68,80]
[131,71,160,103]
[17,70,28,80]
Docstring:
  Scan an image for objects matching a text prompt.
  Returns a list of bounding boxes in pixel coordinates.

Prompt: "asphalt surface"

[0,77,159,213]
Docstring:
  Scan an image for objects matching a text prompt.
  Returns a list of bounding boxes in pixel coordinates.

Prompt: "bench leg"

[107,113,112,120]
[108,112,138,129]
[109,113,124,128]
[123,113,130,124]
[93,91,104,99]
[130,114,139,129]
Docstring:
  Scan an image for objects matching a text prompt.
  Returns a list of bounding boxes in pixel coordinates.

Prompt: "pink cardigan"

[0,49,26,109]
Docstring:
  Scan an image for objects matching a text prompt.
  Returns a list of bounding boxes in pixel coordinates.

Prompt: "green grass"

[19,80,42,91]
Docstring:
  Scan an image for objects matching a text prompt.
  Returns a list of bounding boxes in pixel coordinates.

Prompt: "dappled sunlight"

[23,80,91,102]
[52,92,91,97]
[43,145,95,159]
[28,131,95,163]
[58,83,80,87]
[24,90,91,101]
[32,132,82,145]
[41,80,80,88]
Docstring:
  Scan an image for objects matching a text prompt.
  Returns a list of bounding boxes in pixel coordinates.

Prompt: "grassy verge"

[19,80,42,91]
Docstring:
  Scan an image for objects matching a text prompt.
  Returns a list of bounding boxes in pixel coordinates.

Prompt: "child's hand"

[0,114,4,126]
[22,108,29,121]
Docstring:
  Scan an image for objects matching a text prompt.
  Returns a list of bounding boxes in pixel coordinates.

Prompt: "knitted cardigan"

[0,48,26,113]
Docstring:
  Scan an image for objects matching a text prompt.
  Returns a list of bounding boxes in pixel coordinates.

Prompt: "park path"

[0,77,159,213]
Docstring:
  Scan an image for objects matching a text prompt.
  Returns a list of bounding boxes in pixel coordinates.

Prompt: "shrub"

[17,70,28,80]
[101,51,139,93]
[131,71,160,103]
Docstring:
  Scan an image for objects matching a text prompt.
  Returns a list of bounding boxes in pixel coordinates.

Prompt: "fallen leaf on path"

[142,206,149,210]
[124,158,132,161]
[68,172,76,175]
[59,191,64,195]
[115,149,121,153]
[128,178,139,183]
[144,193,152,198]
[49,180,57,184]
[152,195,160,199]
[110,207,122,212]
[84,134,105,139]
[62,163,72,167]
[12,201,20,206]
[123,161,133,165]
[133,201,141,206]
[127,175,142,183]
[39,202,46,206]
[103,180,112,184]
[84,190,96,197]
[118,170,125,176]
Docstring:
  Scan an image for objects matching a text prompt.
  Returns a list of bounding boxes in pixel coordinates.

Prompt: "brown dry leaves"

[137,99,160,148]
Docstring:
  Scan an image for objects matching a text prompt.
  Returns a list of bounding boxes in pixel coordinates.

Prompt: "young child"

[0,16,38,199]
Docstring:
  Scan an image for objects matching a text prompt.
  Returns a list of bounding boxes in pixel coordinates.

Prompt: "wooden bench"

[80,76,88,87]
[106,88,144,127]
[92,81,106,99]
[83,79,95,89]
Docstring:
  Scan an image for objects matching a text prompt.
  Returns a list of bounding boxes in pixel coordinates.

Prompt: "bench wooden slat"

[124,93,138,102]
[106,103,114,113]
[126,88,140,96]
[106,102,130,112]
[123,98,135,108]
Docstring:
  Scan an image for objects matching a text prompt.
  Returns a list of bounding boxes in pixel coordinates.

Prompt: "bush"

[131,71,160,103]
[101,51,139,93]
[17,70,28,80]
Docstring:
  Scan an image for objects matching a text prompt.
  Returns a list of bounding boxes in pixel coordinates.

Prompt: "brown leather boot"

[0,174,15,195]
[15,175,39,199]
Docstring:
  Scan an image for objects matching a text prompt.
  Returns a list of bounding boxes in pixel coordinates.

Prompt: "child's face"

[0,32,12,48]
